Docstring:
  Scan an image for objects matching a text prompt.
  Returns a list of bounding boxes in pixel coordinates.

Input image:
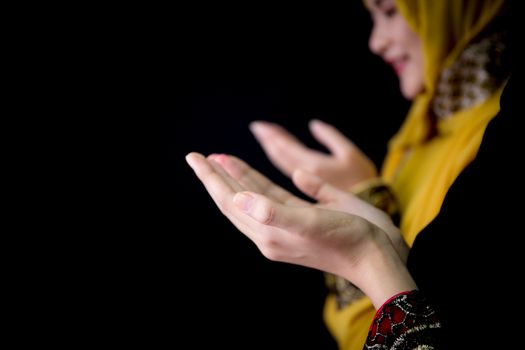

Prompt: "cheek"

[403,35,425,98]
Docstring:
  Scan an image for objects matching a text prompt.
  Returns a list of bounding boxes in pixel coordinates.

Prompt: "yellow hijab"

[381,0,506,243]
[325,1,507,349]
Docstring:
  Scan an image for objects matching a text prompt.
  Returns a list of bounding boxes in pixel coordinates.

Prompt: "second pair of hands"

[250,119,377,192]
[186,120,415,309]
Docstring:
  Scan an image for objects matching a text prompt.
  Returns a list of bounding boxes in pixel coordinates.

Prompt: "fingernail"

[208,153,226,164]
[215,154,228,165]
[233,192,254,213]
[185,152,204,168]
[309,119,323,128]
[249,121,269,136]
[249,121,260,133]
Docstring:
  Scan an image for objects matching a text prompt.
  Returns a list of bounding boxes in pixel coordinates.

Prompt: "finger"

[186,152,238,212]
[292,168,396,236]
[214,154,308,206]
[233,191,315,232]
[292,169,341,203]
[250,121,317,176]
[187,153,267,241]
[206,155,244,192]
[188,153,310,258]
[308,119,356,157]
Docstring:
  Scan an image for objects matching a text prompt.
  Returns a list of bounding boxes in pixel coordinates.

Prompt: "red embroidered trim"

[365,290,441,349]
[371,290,414,329]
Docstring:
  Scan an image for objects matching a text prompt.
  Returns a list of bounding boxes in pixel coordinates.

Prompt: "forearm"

[186,151,414,310]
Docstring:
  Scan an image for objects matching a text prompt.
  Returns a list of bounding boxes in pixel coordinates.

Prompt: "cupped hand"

[186,152,415,308]
[210,154,407,261]
[250,119,377,191]
[187,151,380,280]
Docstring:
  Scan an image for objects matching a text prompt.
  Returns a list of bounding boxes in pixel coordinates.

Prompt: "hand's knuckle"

[258,234,276,249]
[257,235,283,259]
[260,203,276,225]
[260,246,281,261]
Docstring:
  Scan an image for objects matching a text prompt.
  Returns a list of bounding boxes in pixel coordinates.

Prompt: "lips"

[386,56,408,75]
[392,60,406,74]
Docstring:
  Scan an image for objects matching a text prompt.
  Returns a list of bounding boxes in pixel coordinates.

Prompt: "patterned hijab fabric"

[324,2,509,350]
[432,30,509,119]
[382,0,508,243]
[383,0,507,151]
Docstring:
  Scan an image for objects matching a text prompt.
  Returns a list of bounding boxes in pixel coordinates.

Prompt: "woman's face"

[366,0,425,99]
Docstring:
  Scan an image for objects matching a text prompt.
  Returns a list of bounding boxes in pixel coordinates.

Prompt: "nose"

[368,21,389,56]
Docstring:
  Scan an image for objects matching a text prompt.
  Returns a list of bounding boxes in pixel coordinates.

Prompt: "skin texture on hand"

[186,152,416,308]
[249,119,378,191]
[210,154,408,262]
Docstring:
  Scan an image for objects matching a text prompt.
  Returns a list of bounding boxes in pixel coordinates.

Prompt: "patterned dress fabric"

[364,291,441,350]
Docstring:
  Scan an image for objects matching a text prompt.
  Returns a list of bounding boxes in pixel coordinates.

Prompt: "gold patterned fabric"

[433,30,509,120]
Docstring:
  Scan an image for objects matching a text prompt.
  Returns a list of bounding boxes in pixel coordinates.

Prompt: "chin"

[400,80,423,100]
[400,85,416,100]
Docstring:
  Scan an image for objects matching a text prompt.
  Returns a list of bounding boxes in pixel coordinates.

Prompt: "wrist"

[350,177,383,194]
[352,178,401,227]
[347,229,417,309]
[388,227,410,263]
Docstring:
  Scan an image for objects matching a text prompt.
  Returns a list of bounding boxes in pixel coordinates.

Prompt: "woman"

[186,0,511,346]
[184,70,518,348]
[245,0,510,348]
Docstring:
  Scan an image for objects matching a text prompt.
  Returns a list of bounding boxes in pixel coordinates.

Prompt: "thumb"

[233,191,311,231]
[292,169,340,203]
[309,119,355,157]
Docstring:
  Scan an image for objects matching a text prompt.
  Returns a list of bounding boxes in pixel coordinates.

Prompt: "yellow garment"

[324,1,506,349]
[384,89,503,243]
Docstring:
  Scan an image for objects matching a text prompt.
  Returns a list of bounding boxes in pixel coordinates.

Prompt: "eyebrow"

[374,0,385,6]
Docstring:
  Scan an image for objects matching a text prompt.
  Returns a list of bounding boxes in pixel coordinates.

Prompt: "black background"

[159,3,409,348]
